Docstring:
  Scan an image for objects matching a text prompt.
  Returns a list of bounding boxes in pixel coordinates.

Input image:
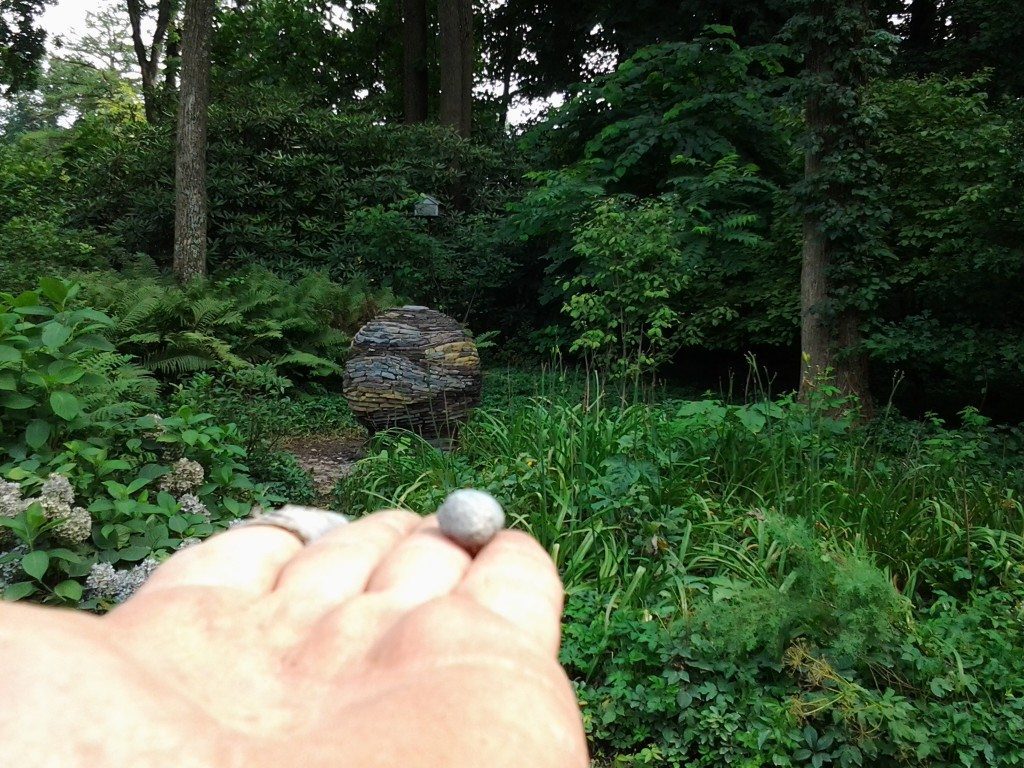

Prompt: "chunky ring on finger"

[235,505,349,545]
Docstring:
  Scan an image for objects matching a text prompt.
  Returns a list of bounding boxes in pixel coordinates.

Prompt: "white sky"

[41,0,97,41]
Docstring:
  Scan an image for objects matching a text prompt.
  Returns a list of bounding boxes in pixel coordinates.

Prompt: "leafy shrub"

[0,279,264,608]
[0,278,157,455]
[59,89,524,323]
[0,139,119,292]
[565,580,1024,767]
[75,266,393,381]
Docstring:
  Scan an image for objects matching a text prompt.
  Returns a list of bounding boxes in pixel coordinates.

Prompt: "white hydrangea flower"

[85,558,160,604]
[0,481,26,546]
[39,474,75,520]
[52,506,92,544]
[159,458,206,494]
[40,474,74,507]
[177,493,211,520]
[0,545,28,586]
[0,480,26,518]
[178,537,201,549]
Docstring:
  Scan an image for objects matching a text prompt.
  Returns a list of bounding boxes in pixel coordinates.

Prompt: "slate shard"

[343,306,482,440]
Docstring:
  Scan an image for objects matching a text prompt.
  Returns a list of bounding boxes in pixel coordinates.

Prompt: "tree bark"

[439,0,472,137]
[402,0,428,123]
[903,0,938,72]
[125,0,174,123]
[798,35,874,414]
[172,0,213,284]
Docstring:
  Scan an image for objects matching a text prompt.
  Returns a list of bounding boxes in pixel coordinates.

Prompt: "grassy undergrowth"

[336,385,1024,766]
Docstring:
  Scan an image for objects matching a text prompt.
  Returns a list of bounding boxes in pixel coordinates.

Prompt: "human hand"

[0,510,588,768]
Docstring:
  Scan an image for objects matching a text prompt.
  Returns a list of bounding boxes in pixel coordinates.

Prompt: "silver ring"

[235,505,349,545]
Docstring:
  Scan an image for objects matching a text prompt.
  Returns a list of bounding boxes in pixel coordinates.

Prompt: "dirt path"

[283,435,366,504]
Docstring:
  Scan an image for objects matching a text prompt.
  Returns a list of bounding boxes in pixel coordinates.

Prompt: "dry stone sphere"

[343,306,482,439]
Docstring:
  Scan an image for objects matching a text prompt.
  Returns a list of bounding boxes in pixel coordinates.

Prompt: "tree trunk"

[164,21,180,91]
[903,0,938,72]
[402,0,428,123]
[125,0,174,123]
[798,37,873,414]
[439,0,472,137]
[172,0,213,284]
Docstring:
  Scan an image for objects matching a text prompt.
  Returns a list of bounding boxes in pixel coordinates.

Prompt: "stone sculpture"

[343,306,481,440]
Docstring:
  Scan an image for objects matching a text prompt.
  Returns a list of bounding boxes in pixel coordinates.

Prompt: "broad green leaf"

[21,550,49,580]
[1,392,35,409]
[54,580,83,602]
[25,419,51,449]
[0,373,16,390]
[47,548,87,564]
[49,391,81,421]
[0,344,21,362]
[41,322,71,349]
[168,514,189,533]
[47,360,85,384]
[126,475,155,494]
[38,277,69,306]
[117,545,152,562]
[3,581,37,601]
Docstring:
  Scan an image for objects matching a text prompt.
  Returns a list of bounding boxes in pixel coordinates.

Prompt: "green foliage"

[860,76,1024,407]
[0,138,119,291]
[60,88,523,322]
[562,197,689,383]
[74,266,393,381]
[565,578,1024,767]
[0,279,264,608]
[513,32,798,361]
[0,278,157,454]
[337,375,1024,766]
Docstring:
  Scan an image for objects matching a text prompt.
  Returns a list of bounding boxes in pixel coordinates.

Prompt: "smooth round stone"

[437,489,505,553]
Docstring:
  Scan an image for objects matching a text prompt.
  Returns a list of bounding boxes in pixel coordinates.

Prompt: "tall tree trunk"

[402,0,428,123]
[439,0,472,137]
[172,0,213,284]
[903,0,938,72]
[164,21,180,91]
[798,34,873,415]
[125,0,174,123]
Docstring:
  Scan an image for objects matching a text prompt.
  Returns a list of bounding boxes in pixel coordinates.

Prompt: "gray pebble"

[437,489,505,553]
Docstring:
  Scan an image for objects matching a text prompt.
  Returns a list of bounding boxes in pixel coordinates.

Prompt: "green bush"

[74,266,393,381]
[335,381,1024,766]
[0,279,265,608]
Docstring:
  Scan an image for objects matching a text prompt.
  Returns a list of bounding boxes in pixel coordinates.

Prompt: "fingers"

[136,525,304,599]
[271,509,420,619]
[455,530,564,655]
[366,516,472,607]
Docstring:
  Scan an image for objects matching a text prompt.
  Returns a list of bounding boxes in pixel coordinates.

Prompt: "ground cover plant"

[336,386,1024,766]
[3,0,1024,765]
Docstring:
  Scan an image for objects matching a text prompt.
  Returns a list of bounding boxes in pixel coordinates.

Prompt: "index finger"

[453,530,564,656]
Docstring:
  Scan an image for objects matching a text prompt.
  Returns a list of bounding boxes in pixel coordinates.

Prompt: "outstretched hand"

[0,510,588,768]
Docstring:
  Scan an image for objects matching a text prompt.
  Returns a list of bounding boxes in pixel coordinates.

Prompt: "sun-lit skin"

[0,510,589,768]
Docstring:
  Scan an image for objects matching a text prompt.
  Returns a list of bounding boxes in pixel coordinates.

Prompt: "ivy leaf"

[50,391,82,421]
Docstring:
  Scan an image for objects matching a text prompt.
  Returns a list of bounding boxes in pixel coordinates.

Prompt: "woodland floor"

[283,435,365,504]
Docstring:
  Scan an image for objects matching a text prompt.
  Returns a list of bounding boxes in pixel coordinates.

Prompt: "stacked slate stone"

[343,306,482,440]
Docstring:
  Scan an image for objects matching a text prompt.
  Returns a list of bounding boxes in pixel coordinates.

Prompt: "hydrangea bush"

[0,280,267,609]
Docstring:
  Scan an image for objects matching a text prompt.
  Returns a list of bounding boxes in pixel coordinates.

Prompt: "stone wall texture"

[343,306,481,439]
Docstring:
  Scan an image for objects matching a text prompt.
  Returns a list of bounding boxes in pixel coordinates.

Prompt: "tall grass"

[336,384,1024,606]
